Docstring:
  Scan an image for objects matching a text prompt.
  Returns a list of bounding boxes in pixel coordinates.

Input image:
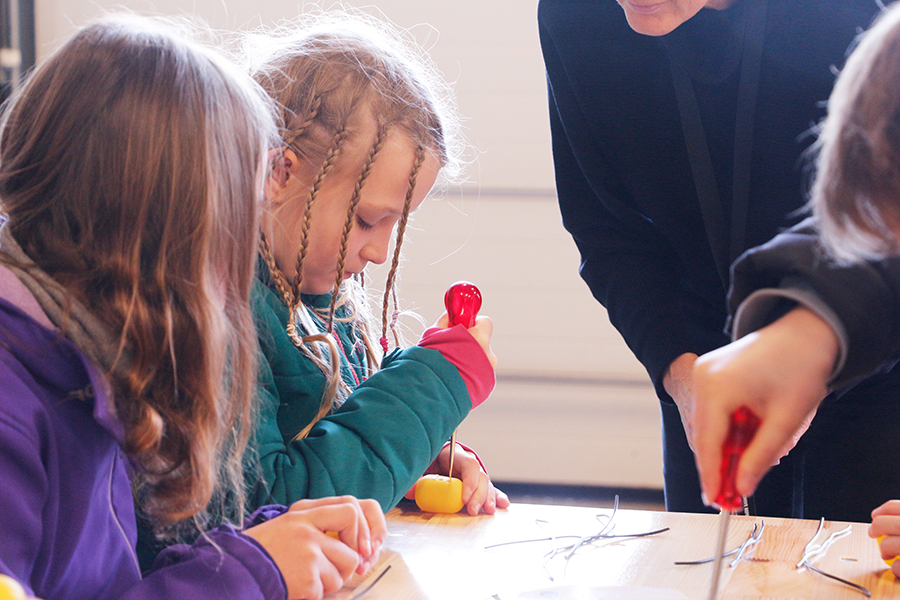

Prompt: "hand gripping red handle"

[715,406,761,512]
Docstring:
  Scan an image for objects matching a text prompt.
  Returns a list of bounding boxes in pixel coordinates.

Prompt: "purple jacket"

[0,269,287,600]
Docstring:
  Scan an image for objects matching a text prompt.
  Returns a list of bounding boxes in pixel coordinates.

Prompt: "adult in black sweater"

[538,0,895,521]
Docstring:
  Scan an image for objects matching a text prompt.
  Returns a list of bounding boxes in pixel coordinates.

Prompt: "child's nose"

[361,233,390,265]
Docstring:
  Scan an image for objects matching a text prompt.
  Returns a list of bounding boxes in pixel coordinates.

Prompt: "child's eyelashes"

[355,215,374,231]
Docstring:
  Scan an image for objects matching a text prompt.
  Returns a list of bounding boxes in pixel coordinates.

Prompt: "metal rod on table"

[448,429,457,479]
[707,508,730,600]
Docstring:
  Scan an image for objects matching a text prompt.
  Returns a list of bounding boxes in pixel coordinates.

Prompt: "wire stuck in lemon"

[414,474,464,514]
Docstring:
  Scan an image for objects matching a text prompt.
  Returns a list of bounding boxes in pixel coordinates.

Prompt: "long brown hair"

[0,16,277,528]
[247,12,463,438]
[813,4,900,261]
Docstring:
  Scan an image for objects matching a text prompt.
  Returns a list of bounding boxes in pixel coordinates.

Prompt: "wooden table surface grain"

[327,502,900,599]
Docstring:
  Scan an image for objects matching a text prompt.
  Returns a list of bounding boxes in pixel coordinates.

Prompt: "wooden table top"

[327,502,900,600]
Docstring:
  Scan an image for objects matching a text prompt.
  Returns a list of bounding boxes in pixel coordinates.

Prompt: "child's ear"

[264,148,298,203]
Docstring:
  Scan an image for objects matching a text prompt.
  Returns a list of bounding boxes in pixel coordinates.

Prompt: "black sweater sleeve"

[728,217,900,389]
[538,0,881,394]
[540,5,697,394]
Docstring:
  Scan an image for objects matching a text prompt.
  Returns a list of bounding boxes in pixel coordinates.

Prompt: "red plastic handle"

[715,406,761,512]
[444,281,482,328]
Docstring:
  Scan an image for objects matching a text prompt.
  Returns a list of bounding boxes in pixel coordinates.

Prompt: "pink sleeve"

[417,324,495,409]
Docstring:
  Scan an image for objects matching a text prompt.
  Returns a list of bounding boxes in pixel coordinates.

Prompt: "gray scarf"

[0,224,124,376]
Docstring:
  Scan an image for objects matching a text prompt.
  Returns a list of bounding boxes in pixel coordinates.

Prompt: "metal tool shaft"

[443,282,479,483]
[707,406,760,600]
[707,508,730,600]
[447,428,457,479]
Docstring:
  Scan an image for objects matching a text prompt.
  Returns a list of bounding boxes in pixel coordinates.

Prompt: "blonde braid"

[326,124,389,331]
[258,230,294,308]
[285,123,365,436]
[380,145,425,353]
[261,93,328,315]
[290,331,342,441]
[360,327,380,374]
[390,284,401,348]
[291,125,348,311]
[262,96,325,314]
[283,94,322,153]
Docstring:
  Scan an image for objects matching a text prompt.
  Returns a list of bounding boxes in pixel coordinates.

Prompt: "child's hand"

[407,443,510,515]
[441,442,509,515]
[436,312,497,369]
[244,496,386,599]
[285,497,386,574]
[692,306,835,505]
[870,500,900,576]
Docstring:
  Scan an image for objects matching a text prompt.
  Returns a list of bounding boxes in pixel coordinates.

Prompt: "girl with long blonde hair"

[0,16,384,600]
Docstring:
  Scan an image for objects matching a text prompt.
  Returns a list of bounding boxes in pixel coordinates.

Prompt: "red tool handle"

[715,406,761,512]
[444,281,482,328]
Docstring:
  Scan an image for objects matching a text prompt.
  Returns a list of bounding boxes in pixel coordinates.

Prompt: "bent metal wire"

[483,496,670,582]
[676,517,870,597]
[674,521,765,567]
[797,518,871,597]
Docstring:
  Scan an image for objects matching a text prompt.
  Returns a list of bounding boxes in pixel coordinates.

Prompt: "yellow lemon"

[414,474,464,514]
[878,535,898,566]
[0,575,26,600]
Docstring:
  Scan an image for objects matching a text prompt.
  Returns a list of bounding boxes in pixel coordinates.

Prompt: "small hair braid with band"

[259,230,295,307]
[283,94,322,152]
[290,125,349,318]
[326,123,390,331]
[380,144,426,353]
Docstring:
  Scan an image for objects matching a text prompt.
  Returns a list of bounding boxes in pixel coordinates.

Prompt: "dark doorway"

[0,0,36,103]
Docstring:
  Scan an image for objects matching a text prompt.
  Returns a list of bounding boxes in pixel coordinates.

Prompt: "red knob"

[444,281,482,328]
[715,406,761,512]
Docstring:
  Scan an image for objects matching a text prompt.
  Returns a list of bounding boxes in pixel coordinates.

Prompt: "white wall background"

[32,0,664,489]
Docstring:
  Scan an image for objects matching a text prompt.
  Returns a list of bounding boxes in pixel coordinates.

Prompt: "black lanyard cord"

[668,0,769,291]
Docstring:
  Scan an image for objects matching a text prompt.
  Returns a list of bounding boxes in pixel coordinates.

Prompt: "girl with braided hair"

[247,13,507,522]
